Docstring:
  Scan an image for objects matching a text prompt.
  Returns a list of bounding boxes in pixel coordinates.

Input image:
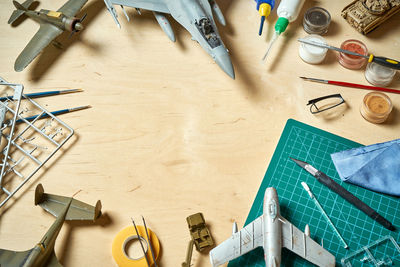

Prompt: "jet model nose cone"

[215,53,235,79]
[75,23,84,31]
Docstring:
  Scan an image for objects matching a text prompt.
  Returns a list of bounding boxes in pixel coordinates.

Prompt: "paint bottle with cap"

[275,0,306,35]
[262,0,306,60]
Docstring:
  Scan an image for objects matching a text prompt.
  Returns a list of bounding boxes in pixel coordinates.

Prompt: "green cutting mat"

[228,119,400,266]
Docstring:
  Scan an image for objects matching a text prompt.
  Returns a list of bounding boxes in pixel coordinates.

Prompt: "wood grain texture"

[0,0,399,266]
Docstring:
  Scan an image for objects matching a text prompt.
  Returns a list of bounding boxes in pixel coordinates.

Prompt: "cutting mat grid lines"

[228,119,400,267]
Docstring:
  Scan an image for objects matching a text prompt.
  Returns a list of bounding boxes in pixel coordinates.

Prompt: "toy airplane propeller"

[0,184,102,267]
[210,187,336,267]
[8,0,88,72]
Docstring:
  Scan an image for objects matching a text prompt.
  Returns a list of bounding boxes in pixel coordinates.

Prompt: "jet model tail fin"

[35,183,102,222]
[8,0,33,24]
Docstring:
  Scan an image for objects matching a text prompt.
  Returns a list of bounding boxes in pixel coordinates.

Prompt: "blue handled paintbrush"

[0,89,82,102]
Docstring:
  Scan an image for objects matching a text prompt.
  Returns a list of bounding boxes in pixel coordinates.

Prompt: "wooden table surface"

[0,0,399,266]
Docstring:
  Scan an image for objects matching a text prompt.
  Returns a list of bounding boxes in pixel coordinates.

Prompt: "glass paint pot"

[303,7,331,35]
[365,62,396,86]
[360,92,392,123]
[299,34,328,64]
[338,39,368,70]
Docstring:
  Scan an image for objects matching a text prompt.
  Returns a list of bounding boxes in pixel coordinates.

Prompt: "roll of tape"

[112,225,160,267]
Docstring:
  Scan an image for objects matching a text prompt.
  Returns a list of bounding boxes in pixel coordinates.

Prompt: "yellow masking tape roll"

[112,225,160,267]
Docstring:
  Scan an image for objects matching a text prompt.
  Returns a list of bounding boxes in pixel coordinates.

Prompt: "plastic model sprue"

[0,77,73,210]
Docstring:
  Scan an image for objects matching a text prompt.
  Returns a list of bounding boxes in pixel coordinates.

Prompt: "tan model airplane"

[0,184,102,267]
[8,0,88,72]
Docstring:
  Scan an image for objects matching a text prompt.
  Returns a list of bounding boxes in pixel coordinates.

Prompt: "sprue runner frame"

[0,77,74,209]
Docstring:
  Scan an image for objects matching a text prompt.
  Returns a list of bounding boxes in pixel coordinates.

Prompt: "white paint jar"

[298,34,328,64]
[364,62,396,86]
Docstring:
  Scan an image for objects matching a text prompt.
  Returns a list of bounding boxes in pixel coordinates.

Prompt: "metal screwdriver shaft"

[301,182,349,249]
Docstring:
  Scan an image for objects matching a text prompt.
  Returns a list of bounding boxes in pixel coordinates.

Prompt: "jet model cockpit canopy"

[196,18,221,48]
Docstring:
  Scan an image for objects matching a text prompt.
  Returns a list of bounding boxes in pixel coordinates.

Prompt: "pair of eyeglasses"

[307,94,345,114]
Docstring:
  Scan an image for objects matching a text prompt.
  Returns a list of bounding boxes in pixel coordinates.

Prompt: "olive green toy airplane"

[8,0,88,72]
[0,184,102,267]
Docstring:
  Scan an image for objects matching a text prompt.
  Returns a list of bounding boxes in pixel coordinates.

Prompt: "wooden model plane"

[0,184,102,267]
[8,0,88,72]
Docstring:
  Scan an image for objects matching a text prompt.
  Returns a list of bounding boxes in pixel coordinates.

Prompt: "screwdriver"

[298,38,400,70]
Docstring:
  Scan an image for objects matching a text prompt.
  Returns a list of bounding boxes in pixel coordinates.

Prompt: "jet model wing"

[281,217,335,267]
[209,215,264,267]
[57,0,88,17]
[107,0,169,13]
[0,248,33,267]
[14,23,63,71]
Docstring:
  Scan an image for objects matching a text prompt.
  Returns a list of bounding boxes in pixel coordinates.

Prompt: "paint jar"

[298,34,328,64]
[338,39,368,70]
[364,62,396,86]
[360,92,392,123]
[303,7,331,35]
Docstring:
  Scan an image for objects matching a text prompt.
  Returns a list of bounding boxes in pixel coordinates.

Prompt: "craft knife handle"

[315,171,395,231]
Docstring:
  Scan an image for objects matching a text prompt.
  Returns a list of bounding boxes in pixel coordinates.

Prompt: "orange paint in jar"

[360,92,392,123]
[338,39,368,69]
[342,43,364,59]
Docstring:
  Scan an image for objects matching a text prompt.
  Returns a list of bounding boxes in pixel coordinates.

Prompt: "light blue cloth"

[331,139,400,197]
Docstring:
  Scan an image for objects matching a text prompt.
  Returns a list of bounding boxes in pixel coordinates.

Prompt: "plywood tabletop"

[0,0,399,266]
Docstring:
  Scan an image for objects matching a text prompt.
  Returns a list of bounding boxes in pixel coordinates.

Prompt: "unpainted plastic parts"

[341,235,400,266]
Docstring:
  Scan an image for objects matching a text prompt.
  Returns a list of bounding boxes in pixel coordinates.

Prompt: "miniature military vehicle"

[342,0,400,34]
[182,212,214,267]
[186,212,214,251]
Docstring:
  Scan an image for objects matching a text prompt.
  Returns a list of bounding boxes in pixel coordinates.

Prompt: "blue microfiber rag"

[331,139,400,197]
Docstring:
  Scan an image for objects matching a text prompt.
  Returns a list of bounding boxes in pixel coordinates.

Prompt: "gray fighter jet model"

[103,0,235,79]
[0,184,102,267]
[8,0,88,72]
[210,187,335,267]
